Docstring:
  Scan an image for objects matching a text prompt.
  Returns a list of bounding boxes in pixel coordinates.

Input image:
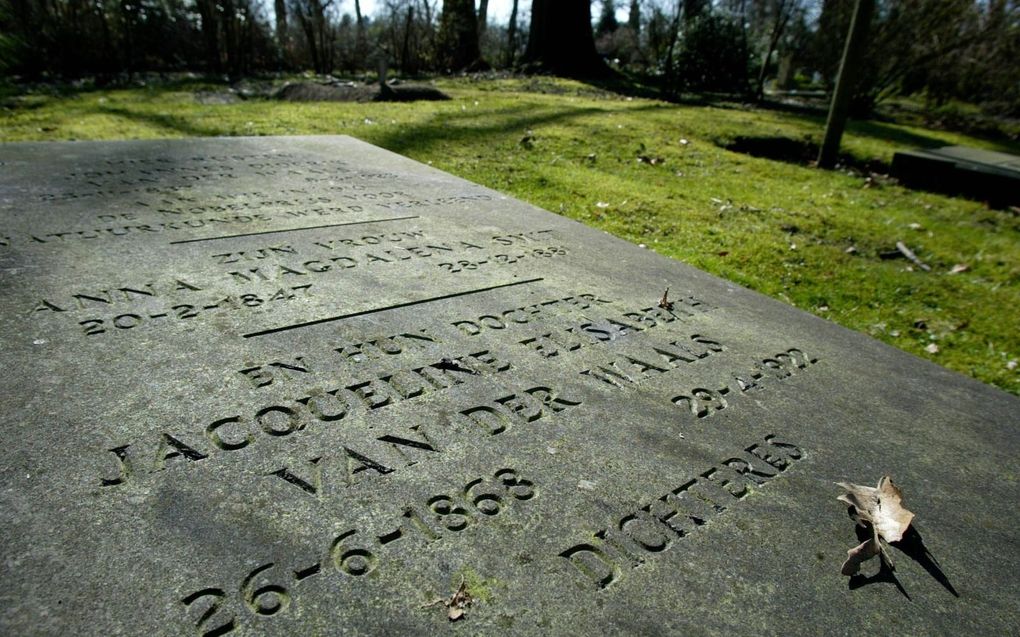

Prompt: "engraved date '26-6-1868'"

[180,468,536,636]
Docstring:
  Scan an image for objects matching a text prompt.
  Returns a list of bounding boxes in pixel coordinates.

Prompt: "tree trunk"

[776,53,795,89]
[437,0,482,70]
[662,0,682,95]
[354,0,366,63]
[274,0,289,66]
[755,0,792,100]
[685,0,707,25]
[818,0,875,169]
[295,4,321,73]
[94,0,115,75]
[522,0,608,77]
[221,0,240,79]
[477,0,489,37]
[505,0,518,66]
[195,0,222,74]
[402,5,414,71]
[628,0,641,33]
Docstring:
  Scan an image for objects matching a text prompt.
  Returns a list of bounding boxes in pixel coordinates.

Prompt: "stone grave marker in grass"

[1,136,1018,634]
[892,145,1020,207]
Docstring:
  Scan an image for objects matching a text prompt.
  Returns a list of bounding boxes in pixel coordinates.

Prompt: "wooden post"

[817,0,874,169]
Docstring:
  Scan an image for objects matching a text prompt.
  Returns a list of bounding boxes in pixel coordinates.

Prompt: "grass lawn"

[2,75,1018,395]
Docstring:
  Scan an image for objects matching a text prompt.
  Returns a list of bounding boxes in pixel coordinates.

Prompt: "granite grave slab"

[891,144,1020,206]
[1,136,1018,635]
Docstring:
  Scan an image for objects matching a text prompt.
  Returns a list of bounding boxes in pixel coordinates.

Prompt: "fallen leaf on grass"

[949,263,969,274]
[925,343,940,354]
[895,241,931,272]
[836,476,915,575]
[637,155,664,165]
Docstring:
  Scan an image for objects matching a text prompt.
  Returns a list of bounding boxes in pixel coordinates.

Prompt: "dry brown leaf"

[423,578,473,622]
[840,537,880,576]
[837,476,914,542]
[446,579,472,621]
[836,476,915,576]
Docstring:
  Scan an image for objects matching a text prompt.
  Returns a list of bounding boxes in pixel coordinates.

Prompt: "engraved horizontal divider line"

[167,215,421,245]
[243,277,546,338]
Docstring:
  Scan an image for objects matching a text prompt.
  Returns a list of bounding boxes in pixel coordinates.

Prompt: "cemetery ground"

[2,75,1018,396]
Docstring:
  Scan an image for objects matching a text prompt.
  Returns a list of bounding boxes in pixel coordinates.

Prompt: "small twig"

[658,287,674,311]
[895,241,931,272]
[434,357,479,375]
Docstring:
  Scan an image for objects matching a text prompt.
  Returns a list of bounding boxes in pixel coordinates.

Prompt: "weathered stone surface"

[892,144,1020,206]
[1,136,1018,635]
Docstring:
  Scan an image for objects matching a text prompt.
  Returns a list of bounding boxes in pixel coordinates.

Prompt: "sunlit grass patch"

[2,75,1017,394]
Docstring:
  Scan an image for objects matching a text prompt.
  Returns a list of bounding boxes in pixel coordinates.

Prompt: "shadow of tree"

[850,120,954,151]
[369,103,661,157]
[93,104,224,137]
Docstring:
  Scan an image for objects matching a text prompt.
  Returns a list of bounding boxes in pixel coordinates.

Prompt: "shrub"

[672,15,752,94]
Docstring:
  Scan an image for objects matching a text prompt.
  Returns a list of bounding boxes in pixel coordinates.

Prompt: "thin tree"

[354,0,367,63]
[755,0,794,100]
[662,0,683,95]
[505,0,519,67]
[817,0,875,169]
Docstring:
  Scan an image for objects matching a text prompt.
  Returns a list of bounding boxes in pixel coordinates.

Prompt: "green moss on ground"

[2,76,1017,395]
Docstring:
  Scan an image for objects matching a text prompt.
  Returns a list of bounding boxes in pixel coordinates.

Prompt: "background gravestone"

[891,145,1020,206]
[1,136,1018,635]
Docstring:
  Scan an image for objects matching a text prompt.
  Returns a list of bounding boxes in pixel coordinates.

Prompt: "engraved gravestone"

[1,136,1018,635]
[891,145,1020,206]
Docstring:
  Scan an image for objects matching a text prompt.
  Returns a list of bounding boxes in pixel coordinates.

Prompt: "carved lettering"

[560,435,804,589]
[99,445,133,487]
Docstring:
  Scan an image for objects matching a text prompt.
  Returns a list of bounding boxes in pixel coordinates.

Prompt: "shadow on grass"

[369,102,663,158]
[850,119,954,151]
[722,135,891,174]
[5,74,236,99]
[92,103,227,137]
